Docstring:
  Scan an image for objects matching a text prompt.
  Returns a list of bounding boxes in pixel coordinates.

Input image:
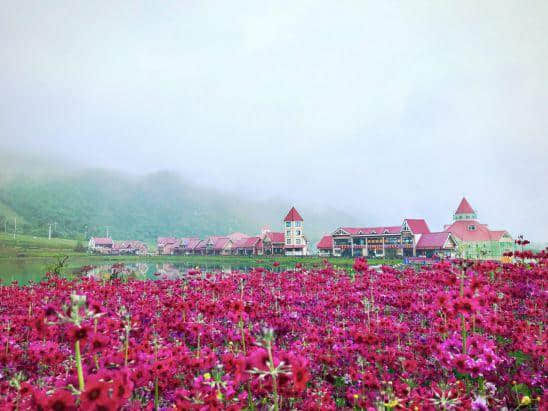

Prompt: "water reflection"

[79,262,247,281]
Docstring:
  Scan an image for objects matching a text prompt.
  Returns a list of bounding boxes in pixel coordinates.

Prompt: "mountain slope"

[0,169,357,248]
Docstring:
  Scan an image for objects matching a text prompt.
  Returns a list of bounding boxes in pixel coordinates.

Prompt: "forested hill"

[0,165,356,246]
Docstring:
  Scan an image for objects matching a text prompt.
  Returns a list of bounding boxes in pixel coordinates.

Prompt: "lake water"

[0,258,263,285]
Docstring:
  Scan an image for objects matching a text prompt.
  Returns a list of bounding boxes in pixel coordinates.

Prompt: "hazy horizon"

[1,1,547,241]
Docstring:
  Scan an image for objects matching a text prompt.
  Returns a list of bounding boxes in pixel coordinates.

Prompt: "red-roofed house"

[415,232,457,258]
[283,207,309,256]
[444,198,513,259]
[88,237,114,254]
[261,230,286,255]
[157,237,180,255]
[113,240,148,255]
[330,225,404,258]
[326,218,447,258]
[232,236,264,256]
[316,235,333,257]
[163,240,182,255]
[203,236,233,255]
[181,238,202,254]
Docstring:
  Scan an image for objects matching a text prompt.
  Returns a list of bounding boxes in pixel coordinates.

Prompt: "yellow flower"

[203,373,211,380]
[384,399,400,408]
[353,394,359,400]
[520,396,531,406]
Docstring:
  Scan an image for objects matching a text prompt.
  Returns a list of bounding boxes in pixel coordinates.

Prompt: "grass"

[0,232,80,258]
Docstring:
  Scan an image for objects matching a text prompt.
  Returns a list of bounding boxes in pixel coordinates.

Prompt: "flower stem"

[75,340,85,391]
[154,377,159,410]
[266,339,279,411]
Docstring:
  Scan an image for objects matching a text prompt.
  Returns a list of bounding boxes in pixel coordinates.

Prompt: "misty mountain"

[0,156,358,247]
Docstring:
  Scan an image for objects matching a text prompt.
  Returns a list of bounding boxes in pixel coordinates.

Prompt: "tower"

[453,197,477,221]
[283,206,308,256]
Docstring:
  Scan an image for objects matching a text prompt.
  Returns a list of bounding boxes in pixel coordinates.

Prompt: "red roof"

[316,235,333,249]
[92,237,113,246]
[337,226,401,235]
[183,238,202,250]
[444,220,510,242]
[416,232,452,249]
[265,232,285,243]
[284,207,303,222]
[488,230,507,241]
[212,237,231,250]
[227,232,250,242]
[233,236,262,249]
[157,237,178,245]
[404,219,430,234]
[455,197,475,214]
[195,240,207,250]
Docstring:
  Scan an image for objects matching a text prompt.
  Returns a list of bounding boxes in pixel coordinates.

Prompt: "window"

[296,239,301,245]
[286,238,291,245]
[296,230,301,236]
[286,222,291,227]
[286,230,290,236]
[468,225,476,231]
[295,221,302,227]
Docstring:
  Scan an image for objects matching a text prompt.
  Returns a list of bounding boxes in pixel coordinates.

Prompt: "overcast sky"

[1,1,547,241]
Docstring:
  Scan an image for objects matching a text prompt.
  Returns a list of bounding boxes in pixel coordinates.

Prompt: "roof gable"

[265,232,285,243]
[416,232,452,249]
[284,206,304,222]
[404,219,430,234]
[444,220,509,242]
[455,197,475,214]
[92,237,113,245]
[316,235,333,249]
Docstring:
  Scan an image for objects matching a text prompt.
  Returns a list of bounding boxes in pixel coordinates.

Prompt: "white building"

[283,207,309,256]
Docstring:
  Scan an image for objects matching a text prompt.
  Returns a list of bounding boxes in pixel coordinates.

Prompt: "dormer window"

[468,224,476,231]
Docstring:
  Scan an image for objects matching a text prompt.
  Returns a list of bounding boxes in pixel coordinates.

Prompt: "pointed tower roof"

[455,197,475,214]
[284,206,303,222]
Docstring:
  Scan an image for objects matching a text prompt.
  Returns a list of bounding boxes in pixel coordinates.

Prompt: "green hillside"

[0,168,356,247]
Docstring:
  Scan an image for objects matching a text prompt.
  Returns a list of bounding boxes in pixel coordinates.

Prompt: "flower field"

[0,257,546,410]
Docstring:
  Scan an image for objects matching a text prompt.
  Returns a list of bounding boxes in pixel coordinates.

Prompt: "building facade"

[320,219,456,258]
[443,198,513,260]
[88,237,114,254]
[283,207,309,256]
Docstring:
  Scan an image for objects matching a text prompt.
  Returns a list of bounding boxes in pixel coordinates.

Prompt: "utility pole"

[106,226,110,238]
[13,217,16,239]
[49,223,52,240]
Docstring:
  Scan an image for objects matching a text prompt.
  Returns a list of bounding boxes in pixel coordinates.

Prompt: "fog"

[1,1,547,241]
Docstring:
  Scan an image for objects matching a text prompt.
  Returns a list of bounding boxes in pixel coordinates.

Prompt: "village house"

[260,226,285,255]
[203,236,233,255]
[180,238,202,255]
[112,240,148,255]
[316,235,333,257]
[321,218,455,258]
[414,232,457,258]
[232,236,263,255]
[283,207,309,256]
[157,237,180,255]
[88,237,114,254]
[443,198,513,259]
